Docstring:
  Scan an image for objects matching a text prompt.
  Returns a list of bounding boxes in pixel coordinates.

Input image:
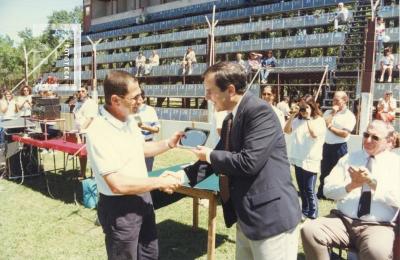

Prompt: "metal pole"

[12,38,68,92]
[86,36,102,103]
[23,45,29,85]
[315,65,329,102]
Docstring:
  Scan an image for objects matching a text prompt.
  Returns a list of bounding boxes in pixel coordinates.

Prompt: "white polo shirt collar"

[99,105,127,130]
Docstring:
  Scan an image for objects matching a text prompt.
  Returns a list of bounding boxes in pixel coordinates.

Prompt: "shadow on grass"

[157,219,233,260]
[9,169,83,204]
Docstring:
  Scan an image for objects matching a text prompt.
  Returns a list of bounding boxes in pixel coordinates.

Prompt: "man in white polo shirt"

[317,91,356,199]
[86,70,183,260]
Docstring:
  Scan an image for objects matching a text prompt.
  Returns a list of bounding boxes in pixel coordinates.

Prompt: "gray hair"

[368,120,395,139]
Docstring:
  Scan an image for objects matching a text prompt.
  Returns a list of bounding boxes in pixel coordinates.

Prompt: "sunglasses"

[363,132,381,141]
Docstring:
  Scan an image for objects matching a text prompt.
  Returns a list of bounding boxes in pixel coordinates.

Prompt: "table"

[11,135,87,173]
[149,165,220,260]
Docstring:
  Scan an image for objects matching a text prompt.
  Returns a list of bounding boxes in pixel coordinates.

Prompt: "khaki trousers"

[236,224,299,260]
[301,210,395,260]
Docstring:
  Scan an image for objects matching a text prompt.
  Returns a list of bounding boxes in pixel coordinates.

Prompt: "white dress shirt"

[86,106,147,196]
[272,106,285,129]
[324,150,400,222]
[206,95,244,163]
[323,108,356,144]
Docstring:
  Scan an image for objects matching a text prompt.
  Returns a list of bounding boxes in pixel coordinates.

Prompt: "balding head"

[363,120,395,155]
[332,91,349,111]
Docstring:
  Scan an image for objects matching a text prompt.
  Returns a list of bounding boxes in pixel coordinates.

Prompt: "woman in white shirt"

[379,48,394,82]
[284,99,326,219]
[17,85,33,117]
[0,90,18,120]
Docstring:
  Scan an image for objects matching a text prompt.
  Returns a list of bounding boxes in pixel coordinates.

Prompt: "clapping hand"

[348,166,370,188]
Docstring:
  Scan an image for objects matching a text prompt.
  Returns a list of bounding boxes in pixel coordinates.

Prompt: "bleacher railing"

[84,0,354,41]
[58,32,346,68]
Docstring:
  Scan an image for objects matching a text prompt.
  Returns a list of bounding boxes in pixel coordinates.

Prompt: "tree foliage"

[0,6,82,89]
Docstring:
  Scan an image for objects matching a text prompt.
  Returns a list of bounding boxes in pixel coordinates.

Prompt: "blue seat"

[177,85,187,97]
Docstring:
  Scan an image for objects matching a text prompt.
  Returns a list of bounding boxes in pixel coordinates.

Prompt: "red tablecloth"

[12,135,87,157]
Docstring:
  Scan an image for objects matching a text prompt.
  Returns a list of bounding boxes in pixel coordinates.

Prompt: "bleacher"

[46,0,399,132]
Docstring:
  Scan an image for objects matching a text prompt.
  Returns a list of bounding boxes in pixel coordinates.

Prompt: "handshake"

[157,170,187,194]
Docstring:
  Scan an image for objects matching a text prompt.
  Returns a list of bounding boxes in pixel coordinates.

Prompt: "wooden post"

[359,20,376,133]
[193,198,199,229]
[207,195,217,260]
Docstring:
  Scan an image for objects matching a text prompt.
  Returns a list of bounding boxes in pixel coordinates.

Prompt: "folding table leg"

[207,195,217,260]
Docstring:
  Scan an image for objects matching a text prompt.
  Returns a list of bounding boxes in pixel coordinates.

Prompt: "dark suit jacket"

[185,92,301,240]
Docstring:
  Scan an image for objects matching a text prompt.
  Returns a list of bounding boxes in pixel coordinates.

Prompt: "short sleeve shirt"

[323,108,356,144]
[86,106,147,196]
[135,104,160,141]
[73,98,98,131]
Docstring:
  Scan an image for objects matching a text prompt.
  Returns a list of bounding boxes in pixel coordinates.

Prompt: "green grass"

[0,149,337,259]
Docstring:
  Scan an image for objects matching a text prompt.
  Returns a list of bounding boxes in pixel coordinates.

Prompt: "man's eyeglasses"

[363,132,381,142]
[118,94,142,102]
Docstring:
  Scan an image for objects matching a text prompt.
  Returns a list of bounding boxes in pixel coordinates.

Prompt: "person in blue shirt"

[260,50,277,84]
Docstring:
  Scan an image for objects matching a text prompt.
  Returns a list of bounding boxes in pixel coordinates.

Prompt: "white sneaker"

[188,68,193,75]
[388,77,392,83]
[261,80,267,84]
[182,68,186,75]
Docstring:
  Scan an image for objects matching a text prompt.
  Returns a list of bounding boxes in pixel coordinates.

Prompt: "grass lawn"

[0,148,337,259]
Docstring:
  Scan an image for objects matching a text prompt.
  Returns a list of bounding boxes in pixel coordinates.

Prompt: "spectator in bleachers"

[17,85,32,117]
[262,86,285,128]
[134,89,160,172]
[145,50,160,75]
[135,51,146,77]
[376,17,386,53]
[260,50,277,84]
[284,99,326,220]
[332,2,350,31]
[235,53,247,73]
[317,91,356,199]
[379,47,394,82]
[301,120,399,260]
[277,96,291,120]
[376,90,397,123]
[181,47,197,75]
[0,90,18,120]
[247,52,263,78]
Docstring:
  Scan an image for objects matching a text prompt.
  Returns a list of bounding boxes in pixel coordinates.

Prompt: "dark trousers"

[317,142,348,198]
[145,157,154,172]
[98,193,158,260]
[295,165,318,219]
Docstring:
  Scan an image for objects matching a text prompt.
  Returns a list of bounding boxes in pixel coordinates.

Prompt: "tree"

[0,6,82,88]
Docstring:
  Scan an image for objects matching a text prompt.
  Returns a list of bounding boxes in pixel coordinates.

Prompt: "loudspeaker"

[7,144,39,179]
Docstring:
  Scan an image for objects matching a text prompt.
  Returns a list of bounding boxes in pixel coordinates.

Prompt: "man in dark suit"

[188,62,301,259]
